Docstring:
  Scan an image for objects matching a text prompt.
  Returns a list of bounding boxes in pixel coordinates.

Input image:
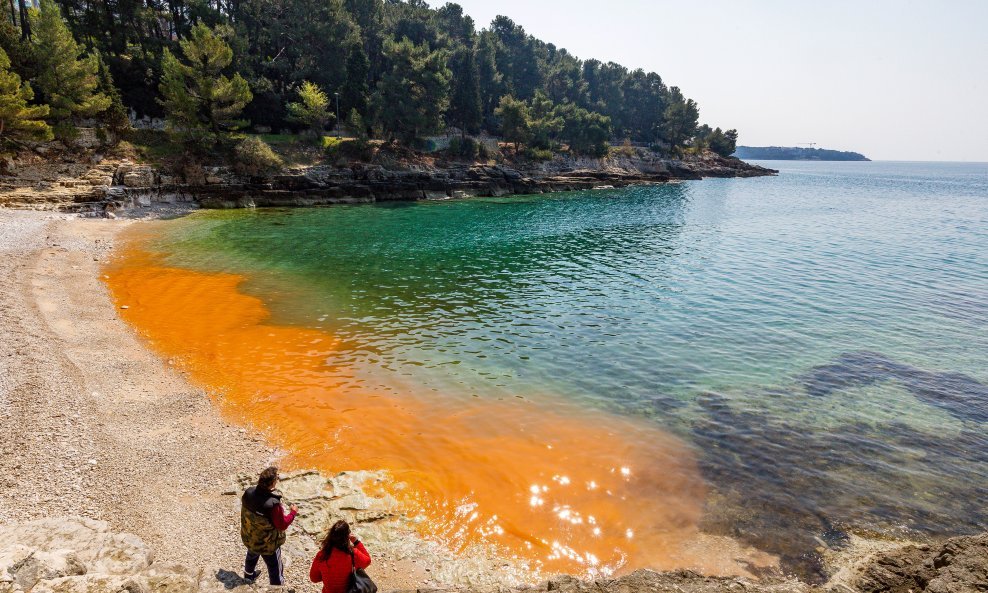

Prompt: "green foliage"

[661,86,699,151]
[610,139,636,158]
[527,91,562,150]
[447,44,481,136]
[23,0,733,154]
[556,102,611,157]
[448,136,478,159]
[32,0,110,124]
[346,108,368,140]
[0,47,51,146]
[159,23,252,146]
[324,136,374,162]
[286,81,333,136]
[232,135,283,176]
[707,127,738,157]
[523,147,553,161]
[494,94,529,150]
[372,36,450,143]
[95,51,129,134]
[684,124,738,157]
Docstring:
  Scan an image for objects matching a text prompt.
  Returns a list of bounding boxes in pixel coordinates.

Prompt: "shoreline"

[0,209,439,592]
[3,207,982,593]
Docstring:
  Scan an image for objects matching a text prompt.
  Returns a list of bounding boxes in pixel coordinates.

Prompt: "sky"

[450,0,988,162]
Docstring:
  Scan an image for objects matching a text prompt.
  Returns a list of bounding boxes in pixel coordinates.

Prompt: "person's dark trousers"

[244,548,283,585]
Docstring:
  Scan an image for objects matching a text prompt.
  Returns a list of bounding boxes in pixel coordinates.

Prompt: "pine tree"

[447,44,481,137]
[158,23,252,145]
[494,95,529,151]
[286,80,332,136]
[371,36,450,143]
[661,86,699,151]
[95,52,129,133]
[0,46,51,146]
[32,0,110,124]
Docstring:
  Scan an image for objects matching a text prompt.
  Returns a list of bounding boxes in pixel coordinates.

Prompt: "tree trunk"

[17,0,29,40]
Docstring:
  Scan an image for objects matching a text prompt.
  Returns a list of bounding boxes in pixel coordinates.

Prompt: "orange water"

[105,230,746,577]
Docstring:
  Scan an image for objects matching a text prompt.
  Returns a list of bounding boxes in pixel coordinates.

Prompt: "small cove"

[106,161,988,581]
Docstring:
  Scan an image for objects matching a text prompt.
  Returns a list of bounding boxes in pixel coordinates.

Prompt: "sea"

[106,160,988,581]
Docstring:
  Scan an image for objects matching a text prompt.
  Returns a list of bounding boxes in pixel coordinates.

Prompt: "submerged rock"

[801,351,988,423]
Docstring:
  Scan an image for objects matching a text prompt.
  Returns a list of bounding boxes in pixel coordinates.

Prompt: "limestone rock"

[122,167,156,188]
[850,532,988,593]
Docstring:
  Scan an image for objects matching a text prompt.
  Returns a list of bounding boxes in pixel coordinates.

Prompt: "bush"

[610,139,636,158]
[523,147,554,162]
[324,137,375,162]
[448,136,478,159]
[232,136,283,176]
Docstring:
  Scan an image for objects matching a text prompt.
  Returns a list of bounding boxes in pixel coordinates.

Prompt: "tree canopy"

[0,0,739,153]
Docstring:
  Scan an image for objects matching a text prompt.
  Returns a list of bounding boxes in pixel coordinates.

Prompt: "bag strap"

[350,547,356,575]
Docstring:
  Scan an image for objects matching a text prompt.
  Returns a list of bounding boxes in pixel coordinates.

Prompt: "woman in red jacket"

[309,520,372,593]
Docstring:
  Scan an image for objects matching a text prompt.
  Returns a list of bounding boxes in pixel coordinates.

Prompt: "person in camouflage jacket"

[241,467,298,585]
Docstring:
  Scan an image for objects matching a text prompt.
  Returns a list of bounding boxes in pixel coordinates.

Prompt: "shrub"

[325,137,375,163]
[448,136,478,159]
[610,139,636,158]
[232,136,283,176]
[523,147,554,162]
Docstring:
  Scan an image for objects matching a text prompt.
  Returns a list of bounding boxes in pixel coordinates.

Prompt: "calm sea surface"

[142,161,988,577]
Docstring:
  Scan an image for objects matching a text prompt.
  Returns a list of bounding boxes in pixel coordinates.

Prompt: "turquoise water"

[152,161,988,578]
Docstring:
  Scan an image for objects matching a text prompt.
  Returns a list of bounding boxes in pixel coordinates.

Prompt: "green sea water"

[146,160,988,578]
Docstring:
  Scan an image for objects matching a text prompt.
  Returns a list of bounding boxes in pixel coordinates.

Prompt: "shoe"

[243,571,260,583]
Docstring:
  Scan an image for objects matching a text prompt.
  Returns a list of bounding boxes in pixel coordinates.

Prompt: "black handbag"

[348,549,377,593]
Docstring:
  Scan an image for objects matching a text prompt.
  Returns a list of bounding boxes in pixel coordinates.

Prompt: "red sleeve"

[353,542,371,569]
[270,503,297,531]
[309,551,324,583]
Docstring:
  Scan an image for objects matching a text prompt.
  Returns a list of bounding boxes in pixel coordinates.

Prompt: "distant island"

[734,146,870,161]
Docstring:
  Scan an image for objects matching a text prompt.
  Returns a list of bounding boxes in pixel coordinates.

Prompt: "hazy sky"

[451,0,988,162]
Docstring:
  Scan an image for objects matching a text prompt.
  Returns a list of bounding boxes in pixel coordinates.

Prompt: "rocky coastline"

[3,504,987,593]
[0,151,775,213]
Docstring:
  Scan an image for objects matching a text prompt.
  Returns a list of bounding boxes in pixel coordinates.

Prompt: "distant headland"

[734,146,870,161]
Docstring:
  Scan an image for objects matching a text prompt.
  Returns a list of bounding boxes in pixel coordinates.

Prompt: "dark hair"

[257,467,279,491]
[321,520,351,556]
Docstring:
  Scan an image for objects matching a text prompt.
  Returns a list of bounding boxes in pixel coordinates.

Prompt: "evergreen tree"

[526,91,561,149]
[32,0,110,125]
[286,80,333,136]
[556,102,611,157]
[0,46,50,146]
[341,40,370,118]
[661,86,699,151]
[494,94,529,151]
[372,36,450,143]
[447,44,481,136]
[475,31,502,130]
[95,51,129,133]
[159,22,252,145]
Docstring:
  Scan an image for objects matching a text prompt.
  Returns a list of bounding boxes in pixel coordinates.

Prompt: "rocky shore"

[3,509,987,593]
[0,152,775,213]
